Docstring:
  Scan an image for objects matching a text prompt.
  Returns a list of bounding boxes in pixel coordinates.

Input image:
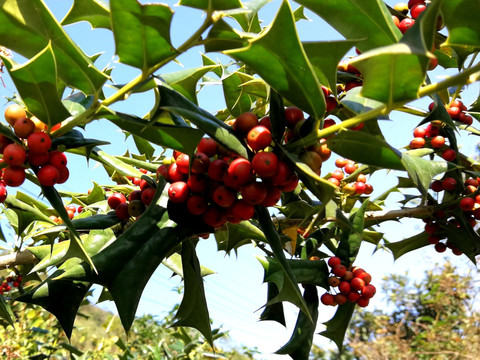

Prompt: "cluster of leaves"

[0,0,478,359]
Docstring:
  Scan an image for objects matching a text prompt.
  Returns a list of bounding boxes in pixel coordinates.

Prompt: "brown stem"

[0,250,38,270]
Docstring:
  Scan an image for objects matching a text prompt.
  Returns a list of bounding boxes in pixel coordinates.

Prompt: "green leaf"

[42,186,97,273]
[52,130,110,150]
[62,92,95,118]
[303,40,357,94]
[441,0,480,50]
[215,221,267,254]
[162,253,215,278]
[295,0,400,52]
[320,302,355,351]
[401,152,449,195]
[0,0,108,94]
[178,0,242,10]
[172,239,213,346]
[385,232,430,260]
[350,0,441,105]
[157,85,248,158]
[16,279,91,339]
[222,69,254,117]
[103,109,204,155]
[132,134,155,160]
[256,206,312,321]
[258,256,329,289]
[328,130,404,170]
[259,283,285,326]
[225,1,325,118]
[161,65,217,105]
[204,19,247,53]
[4,195,54,225]
[276,285,318,360]
[111,0,177,72]
[339,86,385,115]
[0,296,15,328]
[1,44,71,128]
[62,0,111,29]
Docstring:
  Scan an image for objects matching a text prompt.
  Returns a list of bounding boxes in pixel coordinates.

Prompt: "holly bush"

[0,0,479,359]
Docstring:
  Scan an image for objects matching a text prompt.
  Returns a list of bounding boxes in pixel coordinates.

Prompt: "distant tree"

[314,262,480,360]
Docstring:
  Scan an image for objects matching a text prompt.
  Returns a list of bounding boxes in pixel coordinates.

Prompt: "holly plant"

[0,0,479,359]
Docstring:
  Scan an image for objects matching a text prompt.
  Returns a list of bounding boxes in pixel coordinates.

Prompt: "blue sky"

[1,0,479,359]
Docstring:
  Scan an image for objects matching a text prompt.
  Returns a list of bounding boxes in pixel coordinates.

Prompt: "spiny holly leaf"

[162,253,215,278]
[15,279,91,339]
[1,44,71,128]
[204,19,248,53]
[340,86,385,116]
[28,229,116,273]
[350,0,441,105]
[178,0,242,10]
[229,0,267,33]
[276,285,318,360]
[258,256,330,289]
[111,0,177,72]
[320,302,356,351]
[215,221,267,254]
[42,186,97,273]
[109,223,182,333]
[0,122,18,142]
[225,0,325,119]
[444,211,480,264]
[401,152,449,195]
[259,283,286,326]
[0,296,15,328]
[0,0,108,94]
[172,239,213,346]
[158,85,248,159]
[222,69,254,117]
[303,40,357,94]
[52,130,110,150]
[328,130,404,170]
[296,0,400,52]
[161,66,218,104]
[385,232,430,260]
[102,109,204,155]
[256,206,312,321]
[441,0,480,50]
[62,92,95,118]
[62,0,111,29]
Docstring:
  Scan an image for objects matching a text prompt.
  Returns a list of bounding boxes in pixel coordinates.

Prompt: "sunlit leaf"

[401,152,449,195]
[295,0,400,52]
[204,19,247,52]
[222,69,254,117]
[62,0,111,29]
[0,296,15,328]
[1,44,71,128]
[0,0,108,94]
[441,0,480,50]
[178,0,242,10]
[111,0,177,72]
[320,302,355,351]
[225,1,325,118]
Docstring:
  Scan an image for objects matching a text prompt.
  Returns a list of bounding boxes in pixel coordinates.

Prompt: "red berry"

[141,187,156,206]
[212,185,237,208]
[430,136,445,149]
[442,149,456,162]
[3,166,25,187]
[442,177,457,192]
[356,296,370,307]
[129,190,142,202]
[430,180,444,192]
[115,202,130,220]
[187,174,208,193]
[234,112,258,134]
[334,293,347,305]
[3,143,27,166]
[176,153,190,174]
[108,192,127,210]
[350,277,365,291]
[252,152,278,178]
[231,200,255,221]
[460,197,475,211]
[413,127,426,138]
[168,181,189,203]
[328,256,342,267]
[410,137,425,149]
[241,182,267,205]
[27,132,52,154]
[227,158,253,185]
[37,165,60,186]
[428,235,441,245]
[284,107,304,128]
[260,187,282,207]
[208,159,229,182]
[13,117,35,139]
[186,195,208,215]
[191,152,210,174]
[197,137,217,158]
[28,151,49,167]
[321,293,335,306]
[0,184,7,203]
[347,291,361,303]
[398,18,415,34]
[247,126,272,151]
[203,207,227,228]
[338,281,351,295]
[410,3,426,19]
[356,272,372,285]
[332,264,347,278]
[434,242,447,253]
[361,284,376,299]
[344,163,357,175]
[48,151,68,168]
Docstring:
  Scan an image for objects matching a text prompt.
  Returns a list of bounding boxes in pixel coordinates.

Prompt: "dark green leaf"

[103,109,204,155]
[172,239,213,346]
[259,283,285,326]
[62,0,111,29]
[178,0,242,10]
[256,206,313,321]
[276,285,318,360]
[0,0,108,94]
[385,231,430,260]
[52,130,110,150]
[0,296,15,328]
[111,0,177,72]
[215,221,267,254]
[320,302,355,351]
[1,44,71,128]
[204,19,247,53]
[296,0,400,52]
[328,130,404,170]
[340,86,385,115]
[62,92,95,118]
[4,195,54,224]
[16,279,91,339]
[162,253,215,278]
[158,85,248,158]
[222,69,253,117]
[225,1,325,118]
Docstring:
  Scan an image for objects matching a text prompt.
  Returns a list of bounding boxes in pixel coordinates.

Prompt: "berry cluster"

[0,274,22,295]
[0,104,70,198]
[321,257,376,308]
[328,158,374,195]
[158,109,318,229]
[107,169,156,221]
[49,204,83,224]
[392,0,427,34]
